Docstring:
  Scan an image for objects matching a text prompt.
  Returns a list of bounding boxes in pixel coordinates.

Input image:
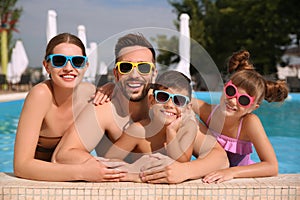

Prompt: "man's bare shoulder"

[92,102,116,129]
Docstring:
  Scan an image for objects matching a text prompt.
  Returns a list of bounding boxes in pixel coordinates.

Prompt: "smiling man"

[114,44,156,102]
[52,33,158,178]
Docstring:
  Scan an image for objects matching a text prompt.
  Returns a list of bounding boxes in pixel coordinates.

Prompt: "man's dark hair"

[114,33,156,64]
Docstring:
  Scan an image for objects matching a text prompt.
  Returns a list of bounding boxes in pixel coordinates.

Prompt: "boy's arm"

[166,119,197,162]
[139,124,228,184]
[139,142,228,184]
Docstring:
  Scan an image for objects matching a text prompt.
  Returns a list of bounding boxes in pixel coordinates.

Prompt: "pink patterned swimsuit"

[206,105,255,167]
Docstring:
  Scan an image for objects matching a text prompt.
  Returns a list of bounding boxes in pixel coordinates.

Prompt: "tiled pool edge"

[1,173,299,199]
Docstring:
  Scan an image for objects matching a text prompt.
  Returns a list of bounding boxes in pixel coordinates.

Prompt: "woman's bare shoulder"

[26,81,52,101]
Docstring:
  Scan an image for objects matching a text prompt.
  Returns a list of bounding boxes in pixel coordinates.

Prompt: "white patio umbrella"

[7,40,29,84]
[98,61,108,75]
[95,61,108,86]
[46,10,57,44]
[77,25,87,49]
[84,42,98,83]
[175,13,191,80]
[44,10,58,78]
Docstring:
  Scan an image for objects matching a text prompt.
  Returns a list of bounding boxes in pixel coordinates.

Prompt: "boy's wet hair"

[152,70,192,99]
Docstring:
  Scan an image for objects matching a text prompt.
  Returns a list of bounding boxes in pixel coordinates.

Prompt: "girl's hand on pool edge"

[202,169,234,183]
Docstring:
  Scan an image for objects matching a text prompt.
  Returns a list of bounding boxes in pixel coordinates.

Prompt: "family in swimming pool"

[13,32,288,183]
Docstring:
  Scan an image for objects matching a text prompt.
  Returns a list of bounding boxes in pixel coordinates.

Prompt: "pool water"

[0,99,24,172]
[0,93,300,173]
[251,97,300,173]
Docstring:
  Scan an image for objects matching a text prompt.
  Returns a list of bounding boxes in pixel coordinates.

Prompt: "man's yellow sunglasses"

[115,61,155,75]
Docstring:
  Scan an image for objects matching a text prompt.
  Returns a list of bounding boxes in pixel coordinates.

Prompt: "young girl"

[192,50,288,183]
[105,70,197,163]
[14,33,124,181]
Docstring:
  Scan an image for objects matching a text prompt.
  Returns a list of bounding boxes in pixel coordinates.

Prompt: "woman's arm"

[14,84,125,182]
[13,84,85,181]
[191,98,213,123]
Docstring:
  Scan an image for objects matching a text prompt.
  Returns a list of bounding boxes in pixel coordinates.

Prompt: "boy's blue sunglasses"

[153,90,190,107]
[46,54,87,69]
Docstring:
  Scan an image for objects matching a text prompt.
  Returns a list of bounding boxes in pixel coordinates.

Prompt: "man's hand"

[81,157,127,182]
[91,82,115,105]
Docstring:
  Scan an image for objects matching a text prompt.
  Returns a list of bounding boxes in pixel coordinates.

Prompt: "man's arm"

[105,132,139,160]
[52,123,93,164]
[52,104,127,182]
[53,102,103,163]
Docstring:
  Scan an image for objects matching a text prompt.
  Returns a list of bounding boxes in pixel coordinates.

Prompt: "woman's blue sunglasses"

[46,54,87,69]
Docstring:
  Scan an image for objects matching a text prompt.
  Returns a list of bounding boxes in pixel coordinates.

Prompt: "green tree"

[0,0,22,74]
[157,0,300,76]
[151,34,179,72]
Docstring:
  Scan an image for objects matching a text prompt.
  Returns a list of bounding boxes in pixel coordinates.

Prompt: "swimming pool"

[0,93,299,173]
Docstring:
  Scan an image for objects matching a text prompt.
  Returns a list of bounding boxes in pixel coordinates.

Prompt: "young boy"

[105,70,197,163]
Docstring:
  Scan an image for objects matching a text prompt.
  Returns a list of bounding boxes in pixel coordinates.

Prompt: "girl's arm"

[191,98,213,123]
[233,114,278,177]
[203,114,278,183]
[166,118,197,162]
[188,124,229,179]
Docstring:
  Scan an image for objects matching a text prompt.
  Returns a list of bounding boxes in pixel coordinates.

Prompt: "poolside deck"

[0,173,299,199]
[0,92,28,102]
